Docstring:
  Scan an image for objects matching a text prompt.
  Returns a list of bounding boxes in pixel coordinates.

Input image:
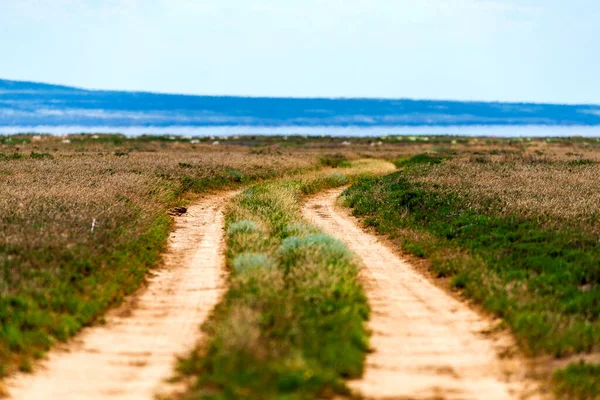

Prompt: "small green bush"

[231,253,275,273]
[394,153,443,168]
[319,153,349,168]
[0,153,24,161]
[30,151,53,160]
[324,173,349,186]
[227,220,260,235]
[553,362,600,399]
[227,169,246,182]
[281,223,315,238]
[568,159,597,167]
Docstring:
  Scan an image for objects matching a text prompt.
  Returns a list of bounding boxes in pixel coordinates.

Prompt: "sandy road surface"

[7,192,235,400]
[303,189,541,400]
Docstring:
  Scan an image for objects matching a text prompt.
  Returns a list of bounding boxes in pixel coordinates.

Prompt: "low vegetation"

[319,153,350,168]
[176,160,395,400]
[342,143,600,398]
[4,133,600,397]
[553,362,600,399]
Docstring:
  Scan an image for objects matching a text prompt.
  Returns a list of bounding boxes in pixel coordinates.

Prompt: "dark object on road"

[168,206,188,216]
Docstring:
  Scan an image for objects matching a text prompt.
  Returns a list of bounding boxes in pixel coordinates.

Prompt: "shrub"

[324,173,349,186]
[231,253,276,274]
[394,153,443,168]
[553,362,600,399]
[319,153,349,168]
[227,220,260,235]
[0,153,24,161]
[30,152,53,159]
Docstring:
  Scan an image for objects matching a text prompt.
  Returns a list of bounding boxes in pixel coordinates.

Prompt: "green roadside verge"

[342,155,600,399]
[176,160,395,400]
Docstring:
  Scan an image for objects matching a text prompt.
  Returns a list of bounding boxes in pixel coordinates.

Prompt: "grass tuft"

[394,153,443,168]
[231,253,276,274]
[319,153,350,168]
[553,362,600,399]
[227,220,260,235]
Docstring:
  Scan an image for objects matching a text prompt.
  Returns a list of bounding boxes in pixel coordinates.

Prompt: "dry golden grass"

[414,152,600,232]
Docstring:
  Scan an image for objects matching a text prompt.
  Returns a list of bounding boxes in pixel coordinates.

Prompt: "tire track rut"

[303,189,541,400]
[7,192,235,400]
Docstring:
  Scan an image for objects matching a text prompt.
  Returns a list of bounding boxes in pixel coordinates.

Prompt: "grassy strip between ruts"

[341,154,600,399]
[176,160,395,400]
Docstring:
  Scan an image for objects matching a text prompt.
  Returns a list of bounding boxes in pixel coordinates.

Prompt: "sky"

[0,0,599,104]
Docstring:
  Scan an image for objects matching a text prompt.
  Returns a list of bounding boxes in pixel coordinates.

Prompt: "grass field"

[3,133,600,398]
[0,134,405,377]
[342,137,600,398]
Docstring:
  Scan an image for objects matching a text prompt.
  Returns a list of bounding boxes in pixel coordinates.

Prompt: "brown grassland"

[2,133,600,399]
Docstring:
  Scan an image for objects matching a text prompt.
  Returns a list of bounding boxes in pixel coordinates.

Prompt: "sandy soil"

[303,189,543,400]
[7,192,235,400]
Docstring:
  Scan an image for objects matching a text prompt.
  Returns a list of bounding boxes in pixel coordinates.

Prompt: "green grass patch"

[319,153,350,168]
[0,153,24,161]
[394,153,443,168]
[553,362,600,399]
[29,151,53,160]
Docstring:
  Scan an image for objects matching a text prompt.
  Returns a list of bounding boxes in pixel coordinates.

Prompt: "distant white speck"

[62,139,71,144]
[212,141,220,145]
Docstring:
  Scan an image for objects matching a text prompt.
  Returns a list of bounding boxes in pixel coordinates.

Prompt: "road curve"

[303,189,541,400]
[7,192,235,400]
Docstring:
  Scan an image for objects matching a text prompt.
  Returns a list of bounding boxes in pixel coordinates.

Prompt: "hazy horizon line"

[3,77,600,108]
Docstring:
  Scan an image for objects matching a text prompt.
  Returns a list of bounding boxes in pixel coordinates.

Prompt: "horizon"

[3,76,600,134]
[3,77,600,108]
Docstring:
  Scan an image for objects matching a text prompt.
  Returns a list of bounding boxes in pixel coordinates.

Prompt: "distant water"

[2,125,600,138]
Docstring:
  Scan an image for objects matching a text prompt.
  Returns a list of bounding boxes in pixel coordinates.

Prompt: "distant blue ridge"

[1,78,600,128]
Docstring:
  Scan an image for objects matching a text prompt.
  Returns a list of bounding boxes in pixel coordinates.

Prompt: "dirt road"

[303,189,540,400]
[7,192,234,400]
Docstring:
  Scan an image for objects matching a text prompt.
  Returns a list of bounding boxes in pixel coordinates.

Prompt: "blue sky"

[0,0,599,104]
